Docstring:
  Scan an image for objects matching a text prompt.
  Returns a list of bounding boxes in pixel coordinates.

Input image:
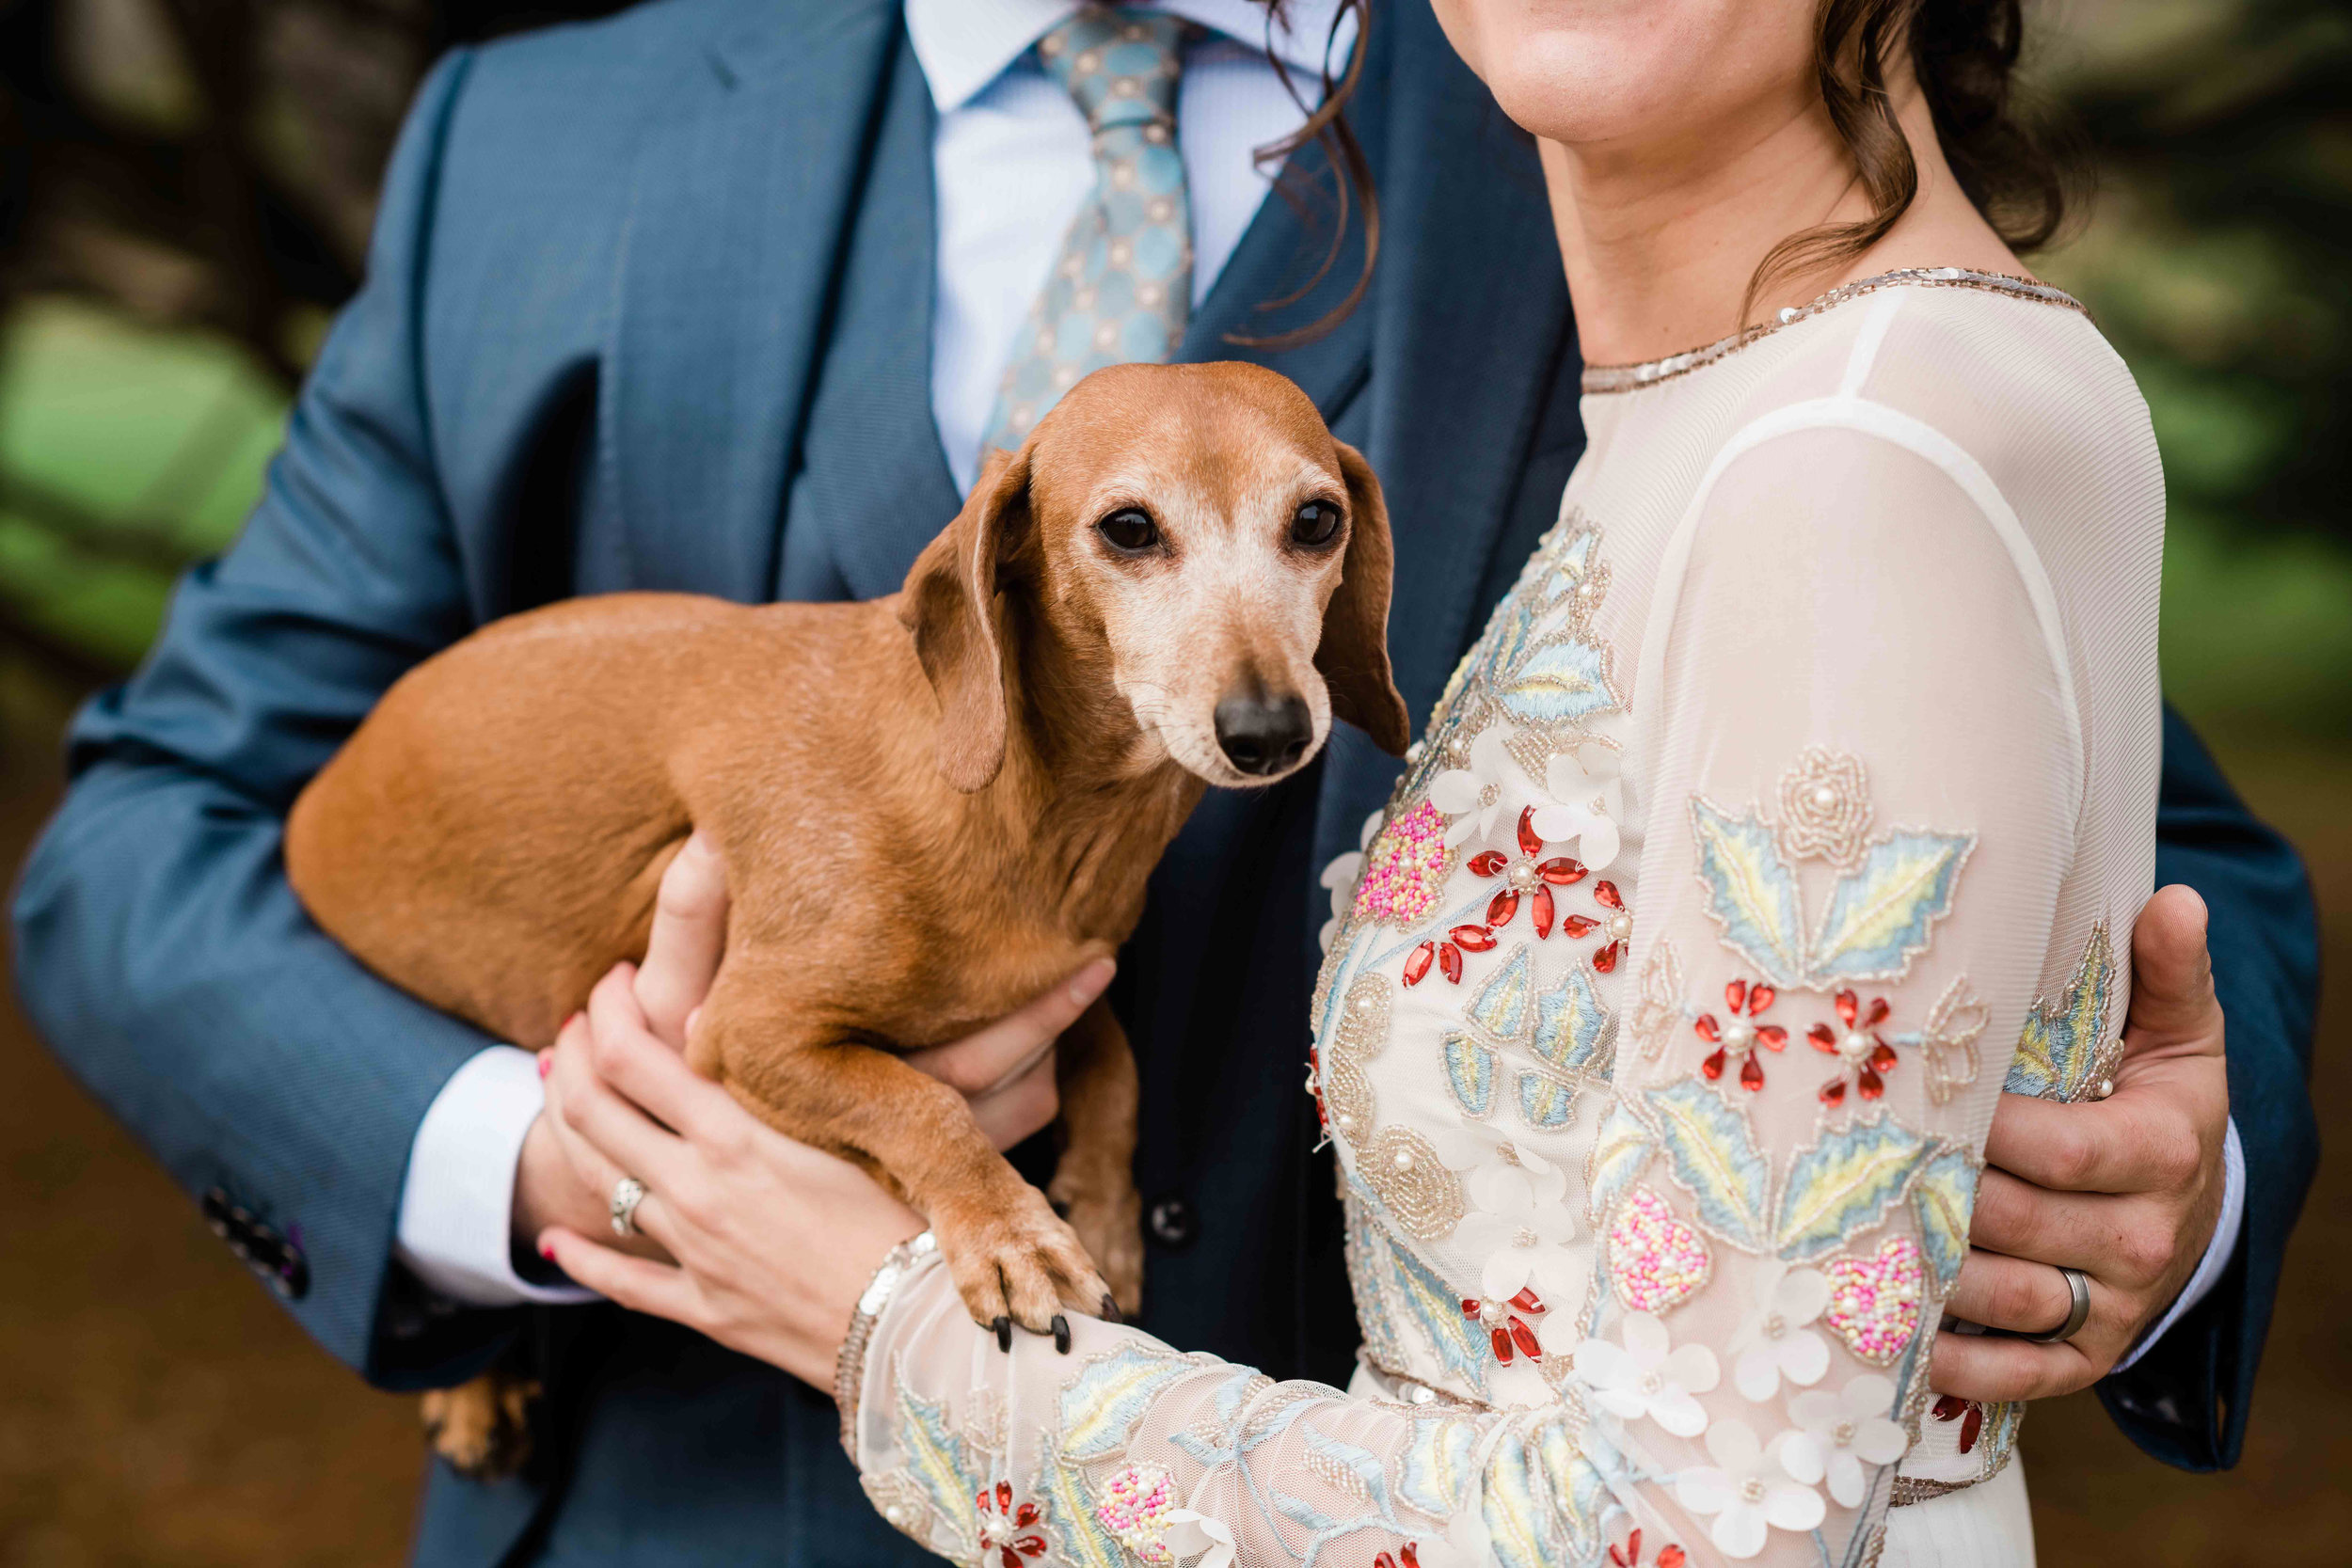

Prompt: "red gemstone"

[1468,850,1509,878]
[1593,879,1624,911]
[1960,1403,1983,1453]
[1560,914,1598,938]
[1014,1537,1047,1559]
[976,1487,993,1515]
[1462,1298,1483,1319]
[1739,1053,1765,1091]
[1932,1395,1968,1422]
[1820,1077,1847,1105]
[1402,1548,1422,1568]
[1533,884,1555,939]
[1614,1530,1642,1568]
[1694,1013,1721,1043]
[1537,856,1586,885]
[996,1481,1013,1513]
[1511,1287,1546,1314]
[1376,1555,1399,1568]
[1836,990,1859,1027]
[1404,943,1435,987]
[1014,1502,1040,1528]
[1487,889,1519,927]
[1808,1022,1838,1053]
[1439,942,1464,984]
[1491,1324,1515,1363]
[1592,940,1621,973]
[1518,806,1544,858]
[1748,984,1776,1015]
[1507,1315,1543,1359]
[1659,1548,1688,1568]
[1867,996,1891,1026]
[1452,925,1497,952]
[1757,1025,1788,1050]
[1857,1065,1884,1099]
[1725,979,1748,1013]
[1869,1040,1899,1073]
[1001,1549,1023,1568]
[1701,1048,1727,1081]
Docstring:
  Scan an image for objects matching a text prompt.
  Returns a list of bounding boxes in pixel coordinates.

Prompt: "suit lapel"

[604,0,902,601]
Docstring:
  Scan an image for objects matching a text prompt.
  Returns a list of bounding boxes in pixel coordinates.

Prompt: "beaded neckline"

[1579,268,2087,395]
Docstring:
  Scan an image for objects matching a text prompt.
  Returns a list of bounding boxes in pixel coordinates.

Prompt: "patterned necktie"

[978,8,1196,463]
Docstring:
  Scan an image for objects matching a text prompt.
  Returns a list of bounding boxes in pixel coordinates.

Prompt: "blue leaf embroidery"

[1809,829,1974,985]
[2003,924,2116,1101]
[1910,1148,1981,1290]
[1642,1078,1772,1250]
[1443,1034,1499,1118]
[1688,797,1807,989]
[1774,1114,1937,1261]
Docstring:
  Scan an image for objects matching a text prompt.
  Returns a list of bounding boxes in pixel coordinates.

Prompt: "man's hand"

[1931,884,2231,1400]
[512,832,1112,1261]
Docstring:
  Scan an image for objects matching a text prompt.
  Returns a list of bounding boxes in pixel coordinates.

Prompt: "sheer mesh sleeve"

[850,417,2084,1568]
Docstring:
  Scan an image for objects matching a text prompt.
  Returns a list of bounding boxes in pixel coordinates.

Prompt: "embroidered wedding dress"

[848,271,2162,1568]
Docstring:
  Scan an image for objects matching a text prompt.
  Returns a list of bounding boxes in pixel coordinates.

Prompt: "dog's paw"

[421,1373,539,1478]
[934,1182,1111,1350]
[1048,1169,1143,1321]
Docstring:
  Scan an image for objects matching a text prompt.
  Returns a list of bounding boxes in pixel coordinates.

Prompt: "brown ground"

[0,663,2341,1565]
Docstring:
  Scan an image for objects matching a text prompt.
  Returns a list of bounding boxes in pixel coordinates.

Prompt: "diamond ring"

[610,1175,649,1239]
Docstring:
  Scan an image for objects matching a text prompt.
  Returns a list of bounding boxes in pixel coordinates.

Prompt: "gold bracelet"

[834,1229,935,1457]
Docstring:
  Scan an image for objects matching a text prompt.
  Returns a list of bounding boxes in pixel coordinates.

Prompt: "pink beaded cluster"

[1606,1187,1711,1314]
[1354,800,1453,927]
[1824,1236,1926,1365]
[1093,1462,1178,1564]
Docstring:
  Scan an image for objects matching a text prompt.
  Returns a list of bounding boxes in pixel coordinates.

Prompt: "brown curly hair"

[1746,0,2083,322]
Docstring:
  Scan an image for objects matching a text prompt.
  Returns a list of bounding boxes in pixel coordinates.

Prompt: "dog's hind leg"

[1045,998,1143,1319]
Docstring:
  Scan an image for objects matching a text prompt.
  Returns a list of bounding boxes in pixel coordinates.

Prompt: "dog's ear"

[1317,441,1412,757]
[899,446,1030,792]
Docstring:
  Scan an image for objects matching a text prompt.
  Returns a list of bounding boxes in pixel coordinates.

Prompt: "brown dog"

[283,361,1408,1468]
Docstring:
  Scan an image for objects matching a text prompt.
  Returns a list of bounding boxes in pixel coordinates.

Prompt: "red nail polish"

[539,1242,556,1261]
[537,1053,551,1078]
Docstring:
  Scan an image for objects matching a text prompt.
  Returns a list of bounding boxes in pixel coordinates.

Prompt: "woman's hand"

[513,832,1112,1261]
[528,832,1117,1386]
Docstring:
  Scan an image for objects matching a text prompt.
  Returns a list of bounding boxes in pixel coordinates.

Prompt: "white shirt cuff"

[2111,1116,2244,1372]
[394,1044,600,1307]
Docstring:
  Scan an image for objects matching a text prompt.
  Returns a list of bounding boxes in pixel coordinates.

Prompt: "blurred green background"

[0,0,2344,1563]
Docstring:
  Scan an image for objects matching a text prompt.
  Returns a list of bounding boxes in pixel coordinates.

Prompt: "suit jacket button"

[1147,1196,1196,1249]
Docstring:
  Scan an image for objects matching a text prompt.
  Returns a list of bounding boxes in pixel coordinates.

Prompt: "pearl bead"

[1609,913,1634,941]
[1813,784,1838,809]
[1393,1149,1415,1171]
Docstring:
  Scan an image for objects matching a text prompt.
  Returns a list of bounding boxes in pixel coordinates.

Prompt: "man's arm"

[2101,705,2321,1468]
[8,49,519,1387]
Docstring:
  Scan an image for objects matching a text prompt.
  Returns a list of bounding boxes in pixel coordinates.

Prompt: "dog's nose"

[1214,693,1313,776]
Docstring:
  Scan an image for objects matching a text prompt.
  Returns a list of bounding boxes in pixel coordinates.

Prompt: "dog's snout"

[1214,692,1313,777]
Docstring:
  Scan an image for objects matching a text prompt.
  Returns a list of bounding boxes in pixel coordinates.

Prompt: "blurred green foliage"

[0,0,2344,741]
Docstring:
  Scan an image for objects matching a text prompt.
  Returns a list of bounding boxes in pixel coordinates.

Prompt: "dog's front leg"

[698,988,1116,1341]
[1046,997,1143,1318]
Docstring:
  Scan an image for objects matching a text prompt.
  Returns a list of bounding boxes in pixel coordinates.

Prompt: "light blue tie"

[978,8,1196,462]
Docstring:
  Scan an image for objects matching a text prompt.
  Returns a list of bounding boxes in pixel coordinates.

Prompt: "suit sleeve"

[8,47,520,1387]
[2095,705,2321,1469]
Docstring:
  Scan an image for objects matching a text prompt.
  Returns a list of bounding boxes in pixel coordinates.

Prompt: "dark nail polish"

[993,1315,1012,1353]
[1052,1314,1072,1354]
[1100,1292,1124,1325]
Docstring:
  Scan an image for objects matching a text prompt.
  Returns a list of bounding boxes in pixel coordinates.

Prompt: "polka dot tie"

[977,8,1197,463]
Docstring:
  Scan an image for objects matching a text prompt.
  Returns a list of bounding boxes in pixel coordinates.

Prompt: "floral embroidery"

[1431,724,1520,848]
[1455,1150,1578,1361]
[1687,767,1974,992]
[1357,800,1454,929]
[1787,1373,1909,1508]
[1465,806,1589,940]
[1586,879,1635,974]
[1931,1393,1984,1454]
[1694,976,1788,1091]
[975,1482,1048,1568]
[1640,1079,1773,1250]
[1606,1186,1712,1315]
[1629,942,1686,1062]
[1480,1409,1609,1568]
[1774,1114,1935,1261]
[1893,974,1989,1106]
[1806,989,1901,1104]
[1821,1237,1927,1365]
[1725,1261,1831,1402]
[1362,1125,1468,1243]
[1533,741,1627,873]
[1775,747,1872,868]
[1443,1035,1499,1119]
[1093,1463,1177,1564]
[1907,1148,1980,1291]
[1608,1528,1689,1568]
[1343,1181,1411,1376]
[1573,1311,1720,1436]
[1675,1418,1826,1559]
[2004,923,2119,1102]
[885,1370,993,1560]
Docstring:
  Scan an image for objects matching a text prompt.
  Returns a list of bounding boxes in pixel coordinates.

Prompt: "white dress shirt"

[392,0,2239,1352]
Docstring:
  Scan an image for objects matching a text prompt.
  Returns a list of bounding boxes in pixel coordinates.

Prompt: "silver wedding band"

[2022,1264,2091,1344]
[610,1175,649,1238]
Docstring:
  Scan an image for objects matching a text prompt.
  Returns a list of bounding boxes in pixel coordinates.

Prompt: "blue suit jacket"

[10,1,2318,1560]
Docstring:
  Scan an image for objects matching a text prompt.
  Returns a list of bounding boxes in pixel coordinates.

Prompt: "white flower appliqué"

[1674,1418,1827,1560]
[1727,1260,1832,1402]
[1783,1373,1910,1508]
[1430,725,1520,847]
[1533,744,1626,872]
[1573,1311,1720,1437]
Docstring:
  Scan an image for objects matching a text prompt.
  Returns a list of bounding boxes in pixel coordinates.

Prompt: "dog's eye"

[1096,509,1159,554]
[1291,499,1343,549]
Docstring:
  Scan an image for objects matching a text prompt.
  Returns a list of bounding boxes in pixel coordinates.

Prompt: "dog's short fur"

[284,362,1407,1468]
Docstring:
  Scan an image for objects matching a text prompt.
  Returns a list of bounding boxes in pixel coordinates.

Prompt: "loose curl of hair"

[1232,0,1377,349]
[1743,0,2083,325]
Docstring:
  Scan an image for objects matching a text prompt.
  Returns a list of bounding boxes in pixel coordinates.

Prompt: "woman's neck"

[1541,75,2029,367]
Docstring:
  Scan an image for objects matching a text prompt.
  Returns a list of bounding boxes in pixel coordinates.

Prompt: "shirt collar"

[905,0,1355,114]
